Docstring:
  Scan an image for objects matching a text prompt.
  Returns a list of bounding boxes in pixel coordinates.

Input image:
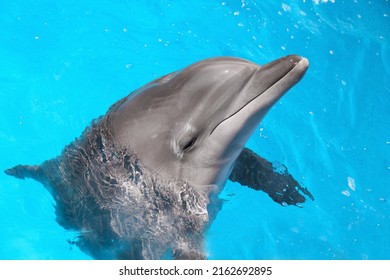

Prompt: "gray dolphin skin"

[5,55,312,259]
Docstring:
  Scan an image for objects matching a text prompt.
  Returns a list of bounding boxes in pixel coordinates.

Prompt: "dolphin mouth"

[210,55,309,136]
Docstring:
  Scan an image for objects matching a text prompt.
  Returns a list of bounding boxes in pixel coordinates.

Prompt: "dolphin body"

[5,55,312,259]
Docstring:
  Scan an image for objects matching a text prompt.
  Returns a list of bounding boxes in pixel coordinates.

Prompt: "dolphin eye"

[181,136,197,152]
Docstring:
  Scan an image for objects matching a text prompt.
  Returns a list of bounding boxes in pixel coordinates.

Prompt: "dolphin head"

[110,55,308,189]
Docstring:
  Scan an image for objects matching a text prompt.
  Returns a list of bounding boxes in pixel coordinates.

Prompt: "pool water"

[0,0,389,260]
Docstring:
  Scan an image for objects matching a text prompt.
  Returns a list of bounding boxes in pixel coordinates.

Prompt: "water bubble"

[282,3,291,12]
[312,0,336,4]
[319,235,328,242]
[347,177,356,191]
[291,227,299,233]
[341,190,350,197]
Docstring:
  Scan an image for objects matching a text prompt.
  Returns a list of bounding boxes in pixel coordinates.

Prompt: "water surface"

[0,0,389,259]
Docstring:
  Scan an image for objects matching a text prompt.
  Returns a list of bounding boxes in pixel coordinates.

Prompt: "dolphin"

[5,55,312,259]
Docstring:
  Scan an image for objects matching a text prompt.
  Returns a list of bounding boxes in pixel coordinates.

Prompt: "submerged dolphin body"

[5,55,312,259]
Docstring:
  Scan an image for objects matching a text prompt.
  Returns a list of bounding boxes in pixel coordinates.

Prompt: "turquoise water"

[0,0,389,260]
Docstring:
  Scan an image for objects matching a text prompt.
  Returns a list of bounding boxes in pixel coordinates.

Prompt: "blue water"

[0,0,389,260]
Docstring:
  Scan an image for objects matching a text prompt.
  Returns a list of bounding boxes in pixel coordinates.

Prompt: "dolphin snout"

[284,54,309,70]
[259,54,309,74]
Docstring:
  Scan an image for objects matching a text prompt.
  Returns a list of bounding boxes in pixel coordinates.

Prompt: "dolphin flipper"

[229,148,314,206]
[4,164,44,182]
